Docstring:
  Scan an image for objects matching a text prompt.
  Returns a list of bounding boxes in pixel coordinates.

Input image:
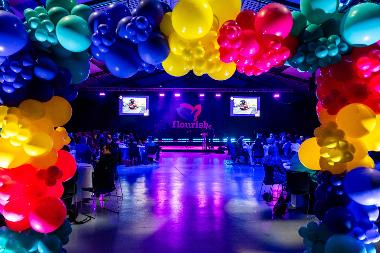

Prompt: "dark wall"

[66,91,319,139]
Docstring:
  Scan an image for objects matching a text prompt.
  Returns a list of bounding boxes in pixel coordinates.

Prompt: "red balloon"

[236,10,256,30]
[239,30,260,57]
[6,218,30,232]
[254,3,293,39]
[46,183,64,198]
[55,150,76,182]
[3,197,30,222]
[281,35,299,56]
[29,197,66,233]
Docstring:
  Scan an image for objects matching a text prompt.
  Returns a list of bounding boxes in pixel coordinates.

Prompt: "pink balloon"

[220,47,238,63]
[3,197,29,223]
[236,10,256,30]
[254,3,293,39]
[239,30,260,57]
[29,196,66,233]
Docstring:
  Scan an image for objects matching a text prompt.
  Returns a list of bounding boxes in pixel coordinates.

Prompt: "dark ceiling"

[9,0,311,94]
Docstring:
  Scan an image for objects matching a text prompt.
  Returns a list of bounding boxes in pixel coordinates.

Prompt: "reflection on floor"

[66,152,309,253]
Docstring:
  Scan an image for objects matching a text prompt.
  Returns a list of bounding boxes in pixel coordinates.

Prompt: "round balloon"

[298,137,321,171]
[341,3,380,47]
[0,11,28,56]
[208,0,241,27]
[133,0,164,27]
[300,0,339,25]
[162,53,189,77]
[138,33,170,66]
[336,103,376,138]
[56,15,91,52]
[208,62,236,81]
[46,0,76,12]
[29,197,66,233]
[172,0,213,40]
[159,12,174,37]
[71,4,92,21]
[43,96,72,127]
[23,132,53,157]
[255,3,293,39]
[55,150,76,182]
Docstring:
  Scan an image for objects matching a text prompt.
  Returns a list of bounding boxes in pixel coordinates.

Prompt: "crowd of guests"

[69,131,160,166]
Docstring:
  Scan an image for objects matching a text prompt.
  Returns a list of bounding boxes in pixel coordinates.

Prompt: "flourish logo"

[176,103,202,122]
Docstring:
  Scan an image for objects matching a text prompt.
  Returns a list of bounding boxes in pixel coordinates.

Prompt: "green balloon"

[315,45,328,58]
[41,19,54,32]
[24,8,38,20]
[71,4,92,21]
[302,24,324,43]
[300,0,339,24]
[291,11,308,37]
[28,17,41,29]
[35,28,48,42]
[321,12,343,37]
[48,7,69,25]
[56,15,91,52]
[47,32,58,44]
[34,6,47,15]
[46,0,77,12]
[38,12,49,21]
[327,44,338,57]
[51,43,72,58]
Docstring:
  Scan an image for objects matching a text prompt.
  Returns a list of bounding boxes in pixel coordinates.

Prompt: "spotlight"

[199,93,205,97]
[174,93,181,97]
[215,93,221,97]
[159,93,165,97]
[230,96,234,100]
[273,93,280,99]
[99,92,106,96]
[119,96,123,100]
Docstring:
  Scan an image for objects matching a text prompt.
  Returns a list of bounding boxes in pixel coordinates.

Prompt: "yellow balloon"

[160,12,174,37]
[172,0,213,40]
[298,137,321,171]
[19,99,45,120]
[2,121,19,138]
[361,115,380,151]
[168,33,187,55]
[208,62,236,80]
[0,106,8,128]
[347,155,375,171]
[208,0,241,27]
[30,150,58,170]
[43,96,72,127]
[30,117,54,135]
[336,103,376,138]
[318,108,336,124]
[52,127,71,150]
[162,53,190,77]
[0,139,30,169]
[320,159,347,174]
[23,132,53,157]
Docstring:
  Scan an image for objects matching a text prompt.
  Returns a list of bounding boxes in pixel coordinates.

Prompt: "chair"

[286,171,311,214]
[260,165,286,200]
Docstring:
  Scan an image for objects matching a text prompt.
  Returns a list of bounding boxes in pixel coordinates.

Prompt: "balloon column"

[296,1,380,252]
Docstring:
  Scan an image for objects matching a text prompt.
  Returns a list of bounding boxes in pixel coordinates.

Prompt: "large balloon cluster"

[161,0,240,80]
[89,1,170,78]
[217,5,298,76]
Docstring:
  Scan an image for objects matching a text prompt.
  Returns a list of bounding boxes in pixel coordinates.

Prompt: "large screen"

[119,96,149,116]
[230,96,260,117]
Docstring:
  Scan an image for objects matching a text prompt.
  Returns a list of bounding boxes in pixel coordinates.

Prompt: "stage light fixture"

[159,93,165,97]
[215,93,221,97]
[99,92,106,96]
[273,93,280,99]
[174,93,181,97]
[199,93,205,97]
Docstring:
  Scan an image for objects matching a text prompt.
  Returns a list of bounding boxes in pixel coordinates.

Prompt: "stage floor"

[66,152,310,253]
[160,145,220,152]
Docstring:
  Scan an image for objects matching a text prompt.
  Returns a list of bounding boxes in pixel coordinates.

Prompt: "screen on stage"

[119,96,149,116]
[230,96,260,117]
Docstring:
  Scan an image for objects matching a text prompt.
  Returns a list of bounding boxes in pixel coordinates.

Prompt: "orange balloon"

[19,99,45,120]
[52,127,71,150]
[299,137,321,171]
[23,132,53,157]
[29,150,58,170]
[43,96,72,127]
[318,108,336,124]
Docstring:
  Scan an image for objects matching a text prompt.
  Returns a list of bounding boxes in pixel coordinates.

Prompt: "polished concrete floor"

[66,152,308,253]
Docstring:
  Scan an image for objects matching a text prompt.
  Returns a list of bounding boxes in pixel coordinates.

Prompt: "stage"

[160,145,225,153]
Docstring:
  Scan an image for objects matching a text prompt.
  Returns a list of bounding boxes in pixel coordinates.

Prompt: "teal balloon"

[48,7,69,25]
[291,11,307,37]
[46,0,77,12]
[341,3,380,47]
[34,6,47,15]
[56,53,90,84]
[321,12,343,37]
[56,15,91,52]
[24,8,38,20]
[28,17,41,29]
[71,4,92,21]
[35,28,48,42]
[37,235,62,253]
[41,19,54,32]
[325,235,367,253]
[51,43,72,58]
[300,0,339,24]
[315,45,328,58]
[302,24,324,43]
[338,43,349,54]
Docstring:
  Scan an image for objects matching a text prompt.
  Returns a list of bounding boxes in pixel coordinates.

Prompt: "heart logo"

[176,103,202,122]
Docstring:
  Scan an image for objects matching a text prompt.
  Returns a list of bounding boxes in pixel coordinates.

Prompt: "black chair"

[286,171,311,214]
[260,165,286,200]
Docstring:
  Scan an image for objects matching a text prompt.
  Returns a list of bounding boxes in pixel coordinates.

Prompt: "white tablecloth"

[76,163,94,201]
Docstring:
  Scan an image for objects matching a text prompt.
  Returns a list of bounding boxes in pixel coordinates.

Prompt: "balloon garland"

[0,0,380,252]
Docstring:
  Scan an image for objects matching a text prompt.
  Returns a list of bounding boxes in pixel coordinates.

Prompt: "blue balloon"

[27,78,54,102]
[344,167,380,206]
[324,207,356,234]
[341,3,380,47]
[106,3,131,25]
[325,235,367,253]
[160,2,172,13]
[90,44,105,61]
[0,11,28,56]
[132,0,164,26]
[2,82,15,93]
[138,33,169,65]
[104,39,141,78]
[88,11,110,32]
[55,85,78,102]
[116,16,132,39]
[38,235,62,253]
[34,56,58,80]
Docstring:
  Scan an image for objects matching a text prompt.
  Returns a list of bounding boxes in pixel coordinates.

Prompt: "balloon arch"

[0,0,380,252]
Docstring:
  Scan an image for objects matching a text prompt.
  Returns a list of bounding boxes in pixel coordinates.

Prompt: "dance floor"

[66,152,309,253]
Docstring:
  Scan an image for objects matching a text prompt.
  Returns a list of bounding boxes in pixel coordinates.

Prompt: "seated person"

[145,136,160,162]
[75,136,93,163]
[93,145,116,206]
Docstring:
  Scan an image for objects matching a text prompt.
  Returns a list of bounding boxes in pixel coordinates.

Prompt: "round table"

[76,163,94,201]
